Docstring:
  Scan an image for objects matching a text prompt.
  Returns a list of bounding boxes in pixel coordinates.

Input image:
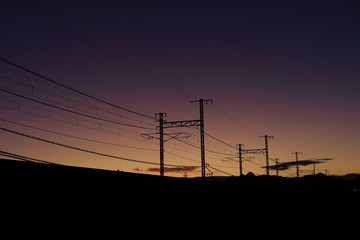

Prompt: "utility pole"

[190,99,213,179]
[292,152,302,178]
[156,112,166,176]
[159,99,212,179]
[142,113,190,177]
[260,135,274,175]
[313,163,316,175]
[237,144,244,176]
[275,158,279,177]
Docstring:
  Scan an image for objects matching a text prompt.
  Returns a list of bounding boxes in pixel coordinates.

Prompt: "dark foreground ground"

[0,159,359,240]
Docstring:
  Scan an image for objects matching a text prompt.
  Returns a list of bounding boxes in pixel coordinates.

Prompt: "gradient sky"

[1,0,359,177]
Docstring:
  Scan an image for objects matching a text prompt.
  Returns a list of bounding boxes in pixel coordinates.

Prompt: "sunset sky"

[1,0,359,177]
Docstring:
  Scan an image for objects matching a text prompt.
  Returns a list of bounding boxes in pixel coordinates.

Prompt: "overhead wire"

[1,55,238,170]
[0,75,242,176]
[0,96,143,137]
[0,107,239,175]
[16,0,264,167]
[0,64,228,165]
[207,165,233,176]
[0,100,227,166]
[210,104,265,135]
[171,125,236,156]
[0,118,230,168]
[0,74,157,128]
[174,137,235,156]
[204,132,236,149]
[16,0,272,137]
[0,126,199,168]
[0,87,152,130]
[153,114,238,158]
[0,57,156,120]
[15,0,197,100]
[176,129,236,156]
[0,150,61,165]
[3,0,285,176]
[0,99,216,163]
[0,118,158,152]
[0,64,156,118]
[272,138,295,152]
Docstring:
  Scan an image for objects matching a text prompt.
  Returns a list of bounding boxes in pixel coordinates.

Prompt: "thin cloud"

[146,166,200,173]
[267,158,334,171]
[133,166,200,173]
[133,167,144,172]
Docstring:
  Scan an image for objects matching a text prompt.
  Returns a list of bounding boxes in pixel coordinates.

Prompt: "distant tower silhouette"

[260,135,274,175]
[292,152,302,178]
[237,144,244,176]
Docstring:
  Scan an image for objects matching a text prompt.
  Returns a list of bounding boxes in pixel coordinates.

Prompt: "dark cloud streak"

[134,166,200,173]
[266,158,334,171]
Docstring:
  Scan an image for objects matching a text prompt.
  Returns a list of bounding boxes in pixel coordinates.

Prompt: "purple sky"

[1,0,359,177]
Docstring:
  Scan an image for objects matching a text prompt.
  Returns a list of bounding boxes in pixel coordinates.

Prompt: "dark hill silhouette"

[337,173,360,180]
[0,158,359,240]
[246,171,256,177]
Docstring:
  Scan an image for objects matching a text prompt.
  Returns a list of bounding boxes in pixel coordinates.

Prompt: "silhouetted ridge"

[0,158,359,240]
[246,172,256,178]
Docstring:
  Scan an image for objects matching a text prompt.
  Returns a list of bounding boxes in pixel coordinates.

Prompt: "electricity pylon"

[141,112,190,177]
[237,144,244,176]
[260,135,274,175]
[292,152,302,178]
[163,99,212,179]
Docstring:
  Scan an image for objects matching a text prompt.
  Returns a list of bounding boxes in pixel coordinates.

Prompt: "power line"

[171,127,236,156]
[204,132,236,149]
[1,93,240,175]
[0,106,244,176]
[0,74,156,128]
[0,101,230,163]
[6,2,292,177]
[0,57,156,120]
[0,95,147,137]
[246,159,264,168]
[210,104,264,135]
[272,139,294,152]
[175,125,237,154]
[174,138,235,156]
[0,118,158,152]
[150,112,237,157]
[165,150,238,171]
[165,151,198,164]
[15,1,197,100]
[0,100,233,166]
[0,65,155,118]
[207,165,233,176]
[0,126,198,168]
[0,87,152,130]
[0,39,272,176]
[0,150,61,165]
[3,2,277,175]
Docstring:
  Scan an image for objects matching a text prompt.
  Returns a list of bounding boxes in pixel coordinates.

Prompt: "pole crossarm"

[221,156,238,162]
[155,99,212,179]
[292,151,303,178]
[190,99,213,104]
[237,144,243,176]
[140,132,191,142]
[191,98,212,179]
[205,164,213,177]
[163,132,191,142]
[241,148,266,154]
[163,120,201,128]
